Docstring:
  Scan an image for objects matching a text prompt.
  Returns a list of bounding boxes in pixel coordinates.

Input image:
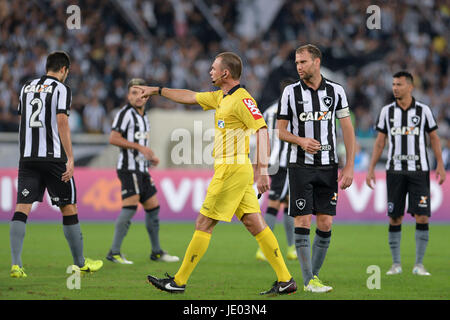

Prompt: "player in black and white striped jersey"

[255,79,297,263]
[10,51,103,278]
[278,74,350,167]
[106,78,179,264]
[277,44,356,292]
[112,103,151,173]
[18,70,71,161]
[366,71,446,276]
[373,94,438,173]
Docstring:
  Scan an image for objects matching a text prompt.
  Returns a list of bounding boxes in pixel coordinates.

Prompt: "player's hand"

[139,146,155,161]
[256,169,270,195]
[133,85,159,99]
[338,164,353,190]
[62,157,74,183]
[366,169,376,189]
[298,137,321,154]
[436,162,446,185]
[150,155,160,167]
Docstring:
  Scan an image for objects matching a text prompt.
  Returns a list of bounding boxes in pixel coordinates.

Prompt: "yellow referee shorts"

[199,162,261,222]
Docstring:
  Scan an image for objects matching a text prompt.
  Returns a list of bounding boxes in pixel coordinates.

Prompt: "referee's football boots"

[260,277,297,296]
[147,272,186,293]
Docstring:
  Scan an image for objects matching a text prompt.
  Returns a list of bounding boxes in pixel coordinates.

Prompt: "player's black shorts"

[268,167,289,201]
[386,171,430,218]
[17,161,77,206]
[287,165,338,216]
[117,170,157,203]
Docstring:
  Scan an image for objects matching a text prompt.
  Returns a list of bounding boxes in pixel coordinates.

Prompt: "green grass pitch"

[0,222,448,300]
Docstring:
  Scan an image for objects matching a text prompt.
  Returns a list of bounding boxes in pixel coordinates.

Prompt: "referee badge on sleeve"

[242,98,262,120]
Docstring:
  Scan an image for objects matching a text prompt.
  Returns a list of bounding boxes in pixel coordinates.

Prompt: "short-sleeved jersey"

[375,98,438,172]
[277,77,350,167]
[18,75,72,162]
[196,85,267,164]
[111,104,151,173]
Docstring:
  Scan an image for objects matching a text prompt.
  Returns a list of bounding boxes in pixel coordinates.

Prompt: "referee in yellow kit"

[136,52,296,295]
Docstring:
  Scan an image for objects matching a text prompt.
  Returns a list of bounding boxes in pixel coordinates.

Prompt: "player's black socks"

[388,224,402,264]
[10,212,28,267]
[312,228,331,277]
[62,214,85,267]
[295,227,313,285]
[415,223,429,265]
[145,206,161,254]
[111,205,137,254]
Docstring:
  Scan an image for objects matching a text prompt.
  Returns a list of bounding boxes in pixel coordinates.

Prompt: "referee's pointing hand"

[133,85,159,99]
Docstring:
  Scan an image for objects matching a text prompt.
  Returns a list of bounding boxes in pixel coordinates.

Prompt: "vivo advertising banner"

[0,169,449,222]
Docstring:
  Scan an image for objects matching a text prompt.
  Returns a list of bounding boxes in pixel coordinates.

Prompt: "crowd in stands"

[0,0,448,152]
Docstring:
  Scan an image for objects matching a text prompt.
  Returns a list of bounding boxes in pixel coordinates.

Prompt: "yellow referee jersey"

[196,85,267,164]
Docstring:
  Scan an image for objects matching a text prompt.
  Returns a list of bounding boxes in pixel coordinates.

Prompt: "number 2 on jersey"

[29,97,43,128]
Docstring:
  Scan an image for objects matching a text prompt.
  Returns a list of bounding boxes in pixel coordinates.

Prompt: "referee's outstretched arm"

[135,85,198,105]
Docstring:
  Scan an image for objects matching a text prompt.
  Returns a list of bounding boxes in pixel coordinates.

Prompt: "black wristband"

[158,87,162,95]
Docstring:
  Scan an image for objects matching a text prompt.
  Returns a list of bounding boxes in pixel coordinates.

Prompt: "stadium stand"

[0,0,448,164]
